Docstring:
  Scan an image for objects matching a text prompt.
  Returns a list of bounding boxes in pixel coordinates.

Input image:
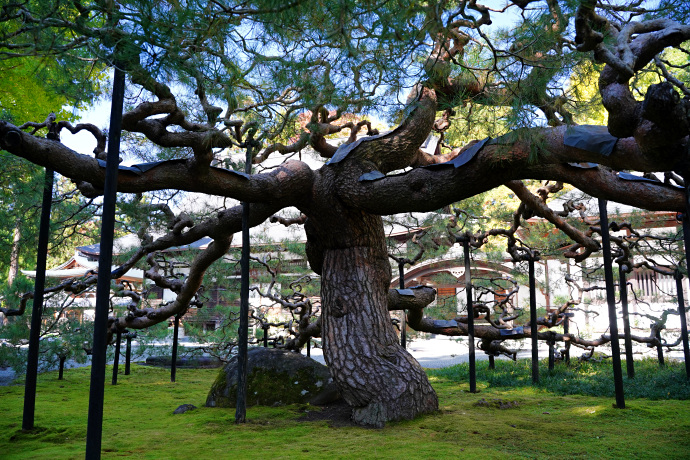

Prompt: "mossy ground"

[1,359,689,459]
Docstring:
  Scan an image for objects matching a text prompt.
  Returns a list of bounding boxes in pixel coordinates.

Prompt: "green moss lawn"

[1,358,689,459]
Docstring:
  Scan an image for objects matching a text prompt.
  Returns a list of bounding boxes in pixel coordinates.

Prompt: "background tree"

[0,4,104,282]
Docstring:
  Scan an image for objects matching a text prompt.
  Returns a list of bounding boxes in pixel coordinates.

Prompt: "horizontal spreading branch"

[338,125,686,215]
[0,120,315,205]
[385,285,672,353]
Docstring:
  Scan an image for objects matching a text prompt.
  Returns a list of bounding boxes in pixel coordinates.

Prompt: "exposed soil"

[297,400,358,427]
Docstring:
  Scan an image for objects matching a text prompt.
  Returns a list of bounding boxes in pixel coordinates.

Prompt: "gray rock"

[206,347,340,408]
[173,404,197,414]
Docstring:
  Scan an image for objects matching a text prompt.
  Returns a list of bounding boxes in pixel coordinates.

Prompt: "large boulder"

[206,347,340,408]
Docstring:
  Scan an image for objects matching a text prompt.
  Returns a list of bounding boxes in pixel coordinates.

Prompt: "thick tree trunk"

[304,164,439,427]
[320,246,438,427]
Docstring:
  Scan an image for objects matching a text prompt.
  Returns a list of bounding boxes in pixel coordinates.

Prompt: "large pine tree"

[1,1,689,425]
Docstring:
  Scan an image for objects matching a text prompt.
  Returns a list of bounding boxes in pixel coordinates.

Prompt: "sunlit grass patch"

[429,357,690,399]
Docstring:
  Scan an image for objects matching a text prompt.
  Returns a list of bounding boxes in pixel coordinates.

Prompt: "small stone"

[173,404,197,414]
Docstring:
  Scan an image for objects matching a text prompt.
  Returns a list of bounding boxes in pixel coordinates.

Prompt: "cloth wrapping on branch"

[97,159,250,179]
[563,125,618,156]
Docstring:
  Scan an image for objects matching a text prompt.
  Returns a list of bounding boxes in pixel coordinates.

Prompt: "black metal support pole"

[85,65,125,459]
[125,335,131,376]
[263,326,268,348]
[619,265,635,379]
[674,272,690,379]
[675,272,690,379]
[171,315,180,383]
[58,356,66,380]
[598,198,625,409]
[563,315,571,365]
[564,262,572,366]
[235,146,252,424]
[488,355,495,370]
[399,262,407,349]
[22,168,53,431]
[528,259,539,384]
[464,241,476,393]
[306,339,311,357]
[111,330,121,385]
[548,335,555,371]
[680,212,690,379]
[656,328,665,366]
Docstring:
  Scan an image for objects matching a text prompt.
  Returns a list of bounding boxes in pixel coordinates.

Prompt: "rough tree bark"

[321,245,438,426]
[318,221,438,426]
[305,162,438,425]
